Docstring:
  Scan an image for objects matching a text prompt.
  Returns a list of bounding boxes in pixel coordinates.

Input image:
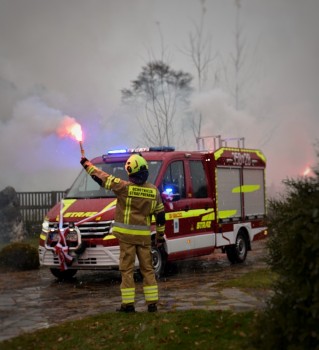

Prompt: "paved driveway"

[0,240,271,342]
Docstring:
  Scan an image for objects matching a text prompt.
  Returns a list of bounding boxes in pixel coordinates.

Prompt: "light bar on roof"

[149,146,175,152]
[107,149,127,154]
[106,146,175,155]
[127,147,150,153]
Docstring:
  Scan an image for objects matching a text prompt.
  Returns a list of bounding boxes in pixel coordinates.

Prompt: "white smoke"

[190,89,255,141]
[12,96,64,135]
[190,87,318,198]
[0,0,319,197]
[0,95,82,191]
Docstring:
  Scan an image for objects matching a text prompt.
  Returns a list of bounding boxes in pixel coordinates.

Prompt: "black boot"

[116,304,136,313]
[148,303,157,312]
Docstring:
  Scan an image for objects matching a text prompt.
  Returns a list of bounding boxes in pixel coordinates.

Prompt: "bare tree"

[233,0,245,110]
[121,61,192,147]
[223,0,259,111]
[181,0,216,144]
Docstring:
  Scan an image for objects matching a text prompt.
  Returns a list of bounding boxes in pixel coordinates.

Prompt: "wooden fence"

[17,191,65,224]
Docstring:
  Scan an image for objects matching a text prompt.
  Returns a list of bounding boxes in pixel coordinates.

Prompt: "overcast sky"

[0,0,318,196]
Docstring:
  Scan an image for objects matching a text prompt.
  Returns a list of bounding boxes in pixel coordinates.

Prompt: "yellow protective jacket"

[83,160,165,244]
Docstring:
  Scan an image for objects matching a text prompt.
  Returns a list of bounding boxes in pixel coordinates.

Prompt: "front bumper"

[38,245,122,270]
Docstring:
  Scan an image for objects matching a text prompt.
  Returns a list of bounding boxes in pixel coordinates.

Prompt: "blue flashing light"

[164,187,173,194]
[107,149,127,154]
[106,146,175,156]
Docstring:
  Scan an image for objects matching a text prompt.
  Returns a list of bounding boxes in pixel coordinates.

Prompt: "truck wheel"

[151,246,167,278]
[226,231,248,264]
[50,268,77,280]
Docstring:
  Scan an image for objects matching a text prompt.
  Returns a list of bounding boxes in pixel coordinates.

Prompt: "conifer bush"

[252,174,319,349]
[0,242,39,270]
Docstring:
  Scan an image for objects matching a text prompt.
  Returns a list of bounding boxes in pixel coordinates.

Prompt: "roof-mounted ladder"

[196,135,245,151]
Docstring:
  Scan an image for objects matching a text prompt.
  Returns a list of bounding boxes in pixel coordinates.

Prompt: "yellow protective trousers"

[119,239,158,305]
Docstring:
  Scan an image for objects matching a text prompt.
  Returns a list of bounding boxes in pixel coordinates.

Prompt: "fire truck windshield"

[66,160,162,199]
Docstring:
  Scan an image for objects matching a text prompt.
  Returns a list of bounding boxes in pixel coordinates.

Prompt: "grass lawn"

[1,310,259,350]
[215,268,277,289]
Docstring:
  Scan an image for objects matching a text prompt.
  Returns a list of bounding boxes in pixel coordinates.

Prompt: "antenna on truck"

[196,135,245,151]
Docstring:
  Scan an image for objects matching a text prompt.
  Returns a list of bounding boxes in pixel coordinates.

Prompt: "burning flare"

[57,116,85,156]
[57,116,83,141]
[69,123,83,142]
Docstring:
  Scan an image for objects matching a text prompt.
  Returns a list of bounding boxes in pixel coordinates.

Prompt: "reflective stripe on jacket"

[85,162,165,237]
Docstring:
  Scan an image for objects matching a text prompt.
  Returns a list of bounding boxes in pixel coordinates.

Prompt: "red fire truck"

[39,137,267,279]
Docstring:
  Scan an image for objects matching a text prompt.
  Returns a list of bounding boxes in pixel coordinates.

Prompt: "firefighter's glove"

[80,157,89,167]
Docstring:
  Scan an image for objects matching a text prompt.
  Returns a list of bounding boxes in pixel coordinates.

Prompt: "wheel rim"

[236,235,247,260]
[151,248,160,270]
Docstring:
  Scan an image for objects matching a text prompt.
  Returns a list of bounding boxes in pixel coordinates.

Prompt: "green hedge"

[252,176,319,349]
[0,242,39,270]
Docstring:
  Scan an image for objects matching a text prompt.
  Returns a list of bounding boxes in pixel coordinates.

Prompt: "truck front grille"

[48,220,113,239]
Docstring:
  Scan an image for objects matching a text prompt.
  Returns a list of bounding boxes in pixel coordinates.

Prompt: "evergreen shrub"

[0,242,39,270]
[252,176,319,349]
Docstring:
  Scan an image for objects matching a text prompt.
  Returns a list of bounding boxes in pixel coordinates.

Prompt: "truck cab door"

[160,160,193,238]
[188,159,214,236]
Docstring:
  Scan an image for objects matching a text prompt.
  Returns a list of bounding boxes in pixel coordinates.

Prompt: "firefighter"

[80,154,165,313]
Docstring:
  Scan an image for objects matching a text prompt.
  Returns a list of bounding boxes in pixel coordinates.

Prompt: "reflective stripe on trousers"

[121,287,135,304]
[143,285,158,303]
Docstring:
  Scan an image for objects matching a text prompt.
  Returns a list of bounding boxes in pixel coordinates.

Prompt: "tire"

[225,231,248,264]
[151,246,167,278]
[50,268,77,280]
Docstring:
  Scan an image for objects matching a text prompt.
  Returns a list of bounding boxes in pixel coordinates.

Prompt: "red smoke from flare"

[57,116,83,142]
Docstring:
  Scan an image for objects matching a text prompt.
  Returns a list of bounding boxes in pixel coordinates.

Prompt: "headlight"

[49,232,59,242]
[66,232,78,242]
[42,220,50,232]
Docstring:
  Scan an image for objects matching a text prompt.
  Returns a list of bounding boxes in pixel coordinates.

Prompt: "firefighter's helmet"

[125,154,149,185]
[125,154,148,175]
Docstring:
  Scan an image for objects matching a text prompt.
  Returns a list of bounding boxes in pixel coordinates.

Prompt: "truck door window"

[161,161,186,199]
[67,161,162,199]
[189,160,208,198]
